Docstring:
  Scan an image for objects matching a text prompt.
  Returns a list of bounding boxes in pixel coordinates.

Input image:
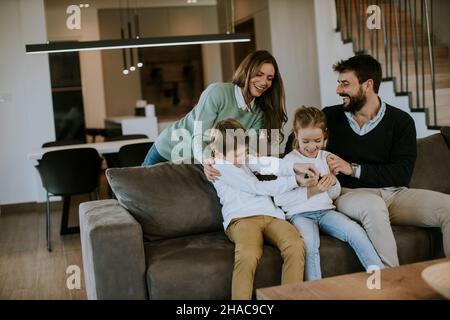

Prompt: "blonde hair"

[292,106,328,150]
[210,119,249,156]
[232,50,287,143]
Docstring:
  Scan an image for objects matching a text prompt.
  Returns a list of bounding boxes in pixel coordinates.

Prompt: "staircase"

[335,0,450,129]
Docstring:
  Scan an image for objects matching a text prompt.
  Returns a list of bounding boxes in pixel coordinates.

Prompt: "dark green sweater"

[323,104,417,189]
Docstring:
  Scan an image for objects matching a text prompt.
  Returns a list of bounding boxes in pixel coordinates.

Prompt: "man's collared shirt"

[343,100,387,178]
[344,100,386,136]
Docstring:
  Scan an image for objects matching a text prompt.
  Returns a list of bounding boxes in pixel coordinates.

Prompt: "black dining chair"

[104,134,148,142]
[103,134,149,168]
[117,142,153,167]
[35,148,103,251]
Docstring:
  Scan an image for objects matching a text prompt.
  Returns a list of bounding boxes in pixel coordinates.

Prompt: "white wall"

[314,0,354,107]
[0,0,54,205]
[268,0,322,144]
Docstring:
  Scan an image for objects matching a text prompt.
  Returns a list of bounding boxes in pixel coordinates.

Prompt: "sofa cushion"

[106,164,223,241]
[441,127,450,148]
[144,232,282,300]
[144,226,443,299]
[409,133,450,194]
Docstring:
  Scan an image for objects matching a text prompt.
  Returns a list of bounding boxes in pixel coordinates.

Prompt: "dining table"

[27,138,152,161]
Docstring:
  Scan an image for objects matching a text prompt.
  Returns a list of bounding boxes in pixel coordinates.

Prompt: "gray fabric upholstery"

[79,200,147,299]
[441,127,450,148]
[409,133,450,193]
[106,164,223,241]
[143,227,443,300]
[80,132,449,300]
[144,232,283,300]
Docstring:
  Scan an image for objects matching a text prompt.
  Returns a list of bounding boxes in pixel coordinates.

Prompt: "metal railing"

[335,0,440,128]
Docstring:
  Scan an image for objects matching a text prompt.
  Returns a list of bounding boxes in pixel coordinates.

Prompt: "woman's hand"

[203,158,220,183]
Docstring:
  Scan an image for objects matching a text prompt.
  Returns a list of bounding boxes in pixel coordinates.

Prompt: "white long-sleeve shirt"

[212,156,298,230]
[274,150,341,218]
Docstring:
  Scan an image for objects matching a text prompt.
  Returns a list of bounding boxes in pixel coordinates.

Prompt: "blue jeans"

[141,144,168,166]
[289,209,384,281]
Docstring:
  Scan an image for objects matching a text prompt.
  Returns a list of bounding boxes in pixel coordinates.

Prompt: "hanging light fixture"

[134,0,143,68]
[25,0,250,55]
[119,0,129,75]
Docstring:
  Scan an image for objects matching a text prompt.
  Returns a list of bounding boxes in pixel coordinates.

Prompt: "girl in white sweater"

[274,106,384,280]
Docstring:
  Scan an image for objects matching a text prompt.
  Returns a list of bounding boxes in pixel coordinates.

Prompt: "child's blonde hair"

[292,106,328,150]
[210,119,249,156]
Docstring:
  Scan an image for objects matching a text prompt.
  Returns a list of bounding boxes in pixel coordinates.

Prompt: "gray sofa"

[79,129,450,300]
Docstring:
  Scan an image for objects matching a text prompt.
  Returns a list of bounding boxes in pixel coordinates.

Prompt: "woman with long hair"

[142,50,288,167]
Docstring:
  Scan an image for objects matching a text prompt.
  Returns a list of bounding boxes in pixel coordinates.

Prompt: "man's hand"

[326,153,353,176]
[293,163,320,178]
[307,174,336,198]
[203,158,220,183]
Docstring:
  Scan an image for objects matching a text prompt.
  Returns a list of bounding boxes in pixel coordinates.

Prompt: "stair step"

[411,88,450,107]
[385,60,450,75]
[363,46,449,60]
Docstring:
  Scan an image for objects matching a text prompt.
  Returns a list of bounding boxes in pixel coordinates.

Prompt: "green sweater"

[155,83,265,162]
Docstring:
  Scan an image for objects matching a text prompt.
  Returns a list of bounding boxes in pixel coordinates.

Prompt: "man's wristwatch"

[350,163,359,177]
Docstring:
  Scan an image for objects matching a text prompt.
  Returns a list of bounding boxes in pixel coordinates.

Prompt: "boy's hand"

[296,173,319,188]
[203,158,220,183]
[293,163,319,178]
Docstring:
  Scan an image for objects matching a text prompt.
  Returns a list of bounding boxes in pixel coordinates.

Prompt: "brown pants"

[226,215,306,300]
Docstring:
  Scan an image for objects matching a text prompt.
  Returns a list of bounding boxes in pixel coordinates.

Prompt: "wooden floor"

[0,198,88,299]
[0,172,111,300]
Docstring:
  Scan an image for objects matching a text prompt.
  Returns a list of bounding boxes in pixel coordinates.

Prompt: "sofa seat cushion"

[319,226,443,277]
[107,164,223,241]
[144,231,282,300]
[144,226,443,299]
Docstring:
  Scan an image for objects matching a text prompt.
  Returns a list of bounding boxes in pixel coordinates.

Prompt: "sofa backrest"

[106,163,223,241]
[409,131,450,194]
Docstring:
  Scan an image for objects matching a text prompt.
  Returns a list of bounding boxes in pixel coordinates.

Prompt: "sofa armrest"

[79,199,147,300]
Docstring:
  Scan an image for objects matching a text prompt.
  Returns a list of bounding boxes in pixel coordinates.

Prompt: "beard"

[340,87,366,113]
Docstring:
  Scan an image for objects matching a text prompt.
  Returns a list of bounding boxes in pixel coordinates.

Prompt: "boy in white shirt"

[274,106,384,280]
[210,119,316,300]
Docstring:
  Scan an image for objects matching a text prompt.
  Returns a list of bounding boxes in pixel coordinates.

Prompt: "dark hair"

[292,106,327,150]
[232,50,288,143]
[333,54,382,93]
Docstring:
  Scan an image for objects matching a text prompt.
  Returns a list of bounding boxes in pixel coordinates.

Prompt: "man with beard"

[322,54,450,268]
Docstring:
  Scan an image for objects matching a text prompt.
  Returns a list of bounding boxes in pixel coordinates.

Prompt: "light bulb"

[130,66,136,71]
[137,62,143,68]
[123,69,129,75]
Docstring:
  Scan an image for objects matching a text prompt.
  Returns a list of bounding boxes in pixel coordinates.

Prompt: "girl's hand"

[323,173,337,186]
[307,174,335,198]
[203,158,220,183]
[317,174,335,192]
